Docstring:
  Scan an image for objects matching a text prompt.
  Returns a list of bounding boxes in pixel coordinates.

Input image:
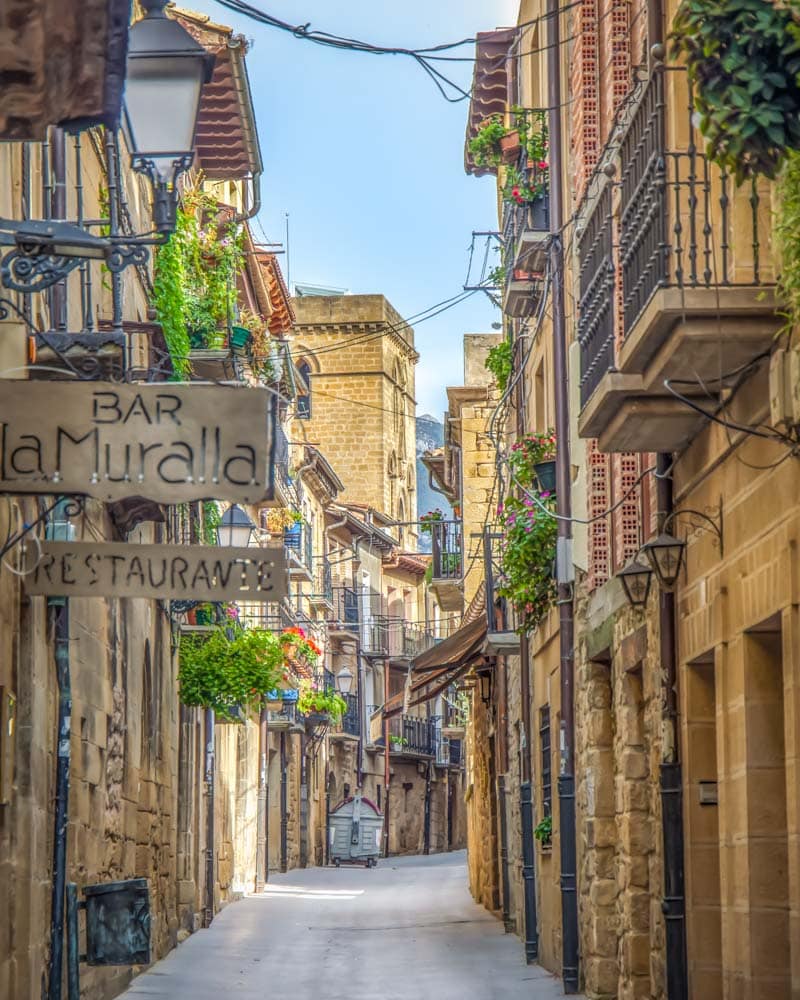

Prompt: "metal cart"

[328,793,383,867]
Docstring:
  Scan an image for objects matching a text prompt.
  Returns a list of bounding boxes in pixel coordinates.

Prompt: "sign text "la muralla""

[0,381,276,504]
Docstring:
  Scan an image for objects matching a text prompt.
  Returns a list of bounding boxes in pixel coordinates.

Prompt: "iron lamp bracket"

[664,502,723,557]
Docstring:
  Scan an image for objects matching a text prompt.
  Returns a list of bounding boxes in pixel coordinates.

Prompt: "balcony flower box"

[229,325,252,353]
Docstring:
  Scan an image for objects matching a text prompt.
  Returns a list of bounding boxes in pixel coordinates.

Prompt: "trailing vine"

[202,500,221,546]
[153,209,192,379]
[776,149,800,332]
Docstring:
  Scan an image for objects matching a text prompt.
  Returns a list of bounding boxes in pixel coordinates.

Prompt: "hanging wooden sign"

[25,542,287,601]
[0,381,276,503]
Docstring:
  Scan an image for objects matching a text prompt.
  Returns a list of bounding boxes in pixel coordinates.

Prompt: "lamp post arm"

[663,506,723,556]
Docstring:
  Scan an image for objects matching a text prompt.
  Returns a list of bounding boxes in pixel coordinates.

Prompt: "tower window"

[297,360,312,418]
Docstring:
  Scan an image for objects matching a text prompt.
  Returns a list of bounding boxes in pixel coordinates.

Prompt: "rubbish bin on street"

[328,793,383,867]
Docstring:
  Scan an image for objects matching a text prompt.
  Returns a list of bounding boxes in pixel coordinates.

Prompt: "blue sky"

[187,0,517,417]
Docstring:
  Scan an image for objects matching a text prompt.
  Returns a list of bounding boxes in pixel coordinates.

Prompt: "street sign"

[25,542,287,601]
[0,380,275,503]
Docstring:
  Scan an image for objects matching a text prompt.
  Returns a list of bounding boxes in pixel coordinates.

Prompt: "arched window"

[297,359,312,418]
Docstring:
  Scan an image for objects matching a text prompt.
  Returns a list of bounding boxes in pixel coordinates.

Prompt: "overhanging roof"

[175,8,263,179]
[464,28,515,177]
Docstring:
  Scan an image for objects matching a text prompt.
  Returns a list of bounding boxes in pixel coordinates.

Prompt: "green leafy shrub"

[179,625,284,721]
[672,0,800,181]
[297,684,347,722]
[485,338,513,393]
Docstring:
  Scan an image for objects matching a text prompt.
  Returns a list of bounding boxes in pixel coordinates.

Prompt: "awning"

[384,615,488,718]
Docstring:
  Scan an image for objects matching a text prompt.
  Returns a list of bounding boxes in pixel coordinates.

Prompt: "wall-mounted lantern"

[618,557,654,608]
[216,504,256,549]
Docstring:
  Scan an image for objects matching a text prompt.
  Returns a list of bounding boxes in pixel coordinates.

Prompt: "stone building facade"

[291,294,419,529]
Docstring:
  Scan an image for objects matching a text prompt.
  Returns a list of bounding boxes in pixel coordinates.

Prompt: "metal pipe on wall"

[657,453,688,1000]
[280,731,288,873]
[546,0,579,989]
[383,660,391,858]
[203,708,215,928]
[47,599,71,1000]
[519,636,539,962]
[255,703,269,891]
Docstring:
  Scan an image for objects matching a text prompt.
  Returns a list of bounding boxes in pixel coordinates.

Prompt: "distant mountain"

[416,414,452,553]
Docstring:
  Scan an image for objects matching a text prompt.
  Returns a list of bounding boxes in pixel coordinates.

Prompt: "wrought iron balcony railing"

[378,714,438,757]
[338,692,360,737]
[431,520,463,582]
[578,66,775,408]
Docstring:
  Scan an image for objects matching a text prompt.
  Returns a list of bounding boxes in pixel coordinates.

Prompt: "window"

[297,360,312,418]
[539,704,551,817]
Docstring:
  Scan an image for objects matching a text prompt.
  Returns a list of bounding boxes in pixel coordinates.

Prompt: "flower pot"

[265,695,283,711]
[529,194,549,232]
[500,130,521,163]
[195,605,215,625]
[229,325,252,353]
[533,459,556,494]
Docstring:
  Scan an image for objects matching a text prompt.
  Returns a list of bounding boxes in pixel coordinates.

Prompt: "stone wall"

[574,573,665,1000]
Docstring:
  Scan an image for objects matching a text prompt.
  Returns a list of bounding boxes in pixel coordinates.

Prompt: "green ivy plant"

[672,0,800,181]
[153,208,192,379]
[179,625,284,722]
[202,501,221,546]
[485,338,513,393]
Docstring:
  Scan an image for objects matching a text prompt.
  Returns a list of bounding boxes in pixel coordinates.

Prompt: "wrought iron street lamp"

[216,505,256,548]
[618,557,654,608]
[0,0,214,294]
[641,531,687,590]
[125,0,215,233]
[336,667,354,696]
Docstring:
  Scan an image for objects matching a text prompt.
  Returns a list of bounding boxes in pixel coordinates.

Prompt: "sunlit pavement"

[122,851,571,999]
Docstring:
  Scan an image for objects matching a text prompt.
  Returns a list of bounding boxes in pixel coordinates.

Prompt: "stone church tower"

[290,294,418,528]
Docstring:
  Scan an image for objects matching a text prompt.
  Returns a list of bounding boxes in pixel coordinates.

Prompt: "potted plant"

[297,683,347,724]
[499,128,521,163]
[264,508,302,535]
[467,115,509,169]
[280,626,322,675]
[265,689,284,711]
[389,734,409,749]
[229,325,252,353]
[178,624,284,722]
[510,430,557,493]
[419,509,445,534]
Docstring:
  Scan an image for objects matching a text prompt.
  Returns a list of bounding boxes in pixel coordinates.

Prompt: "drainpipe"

[547,0,579,991]
[383,659,391,858]
[50,127,67,332]
[519,635,539,961]
[47,599,70,1000]
[355,639,365,788]
[423,762,432,855]
[496,651,513,934]
[255,702,269,890]
[203,708,215,928]
[657,454,688,1000]
[280,731,288,873]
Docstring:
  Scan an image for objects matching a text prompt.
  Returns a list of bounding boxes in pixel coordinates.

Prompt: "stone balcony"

[576,68,779,453]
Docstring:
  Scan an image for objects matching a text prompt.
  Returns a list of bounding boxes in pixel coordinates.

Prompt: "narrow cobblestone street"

[122,852,568,1000]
